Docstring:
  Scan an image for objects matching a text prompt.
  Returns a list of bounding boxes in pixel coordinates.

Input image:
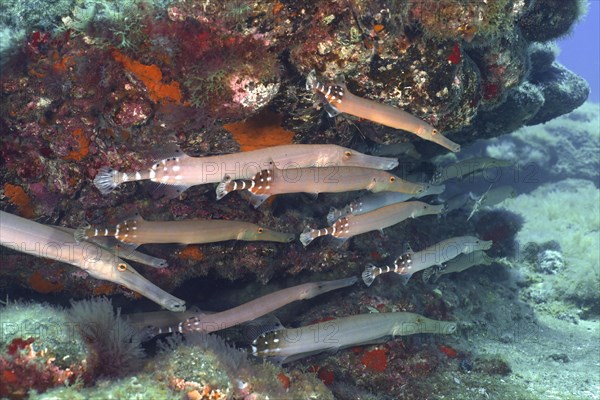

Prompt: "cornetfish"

[362,235,493,286]
[300,201,445,246]
[252,311,457,364]
[327,184,446,224]
[422,250,493,283]
[0,210,185,312]
[216,164,429,208]
[75,216,295,245]
[306,71,460,153]
[129,276,358,339]
[183,276,358,334]
[54,226,167,268]
[431,157,514,184]
[94,144,399,195]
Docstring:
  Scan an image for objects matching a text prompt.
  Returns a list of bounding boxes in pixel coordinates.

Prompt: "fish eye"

[344,150,352,158]
[117,263,127,272]
[389,176,396,183]
[257,227,264,234]
[432,129,438,135]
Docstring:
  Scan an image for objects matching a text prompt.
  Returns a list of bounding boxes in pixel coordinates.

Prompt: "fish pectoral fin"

[148,182,191,200]
[149,142,189,160]
[402,242,414,255]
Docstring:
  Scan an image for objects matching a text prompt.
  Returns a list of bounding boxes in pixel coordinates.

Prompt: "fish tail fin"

[299,226,316,247]
[306,69,318,91]
[362,264,379,287]
[94,167,121,194]
[437,202,449,219]
[74,222,92,242]
[421,267,437,284]
[216,176,236,200]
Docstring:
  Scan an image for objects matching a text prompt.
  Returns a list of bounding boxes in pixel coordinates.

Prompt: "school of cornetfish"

[0,72,516,363]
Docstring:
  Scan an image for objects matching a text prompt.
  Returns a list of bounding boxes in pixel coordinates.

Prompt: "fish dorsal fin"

[327,206,341,225]
[149,142,188,161]
[335,73,347,86]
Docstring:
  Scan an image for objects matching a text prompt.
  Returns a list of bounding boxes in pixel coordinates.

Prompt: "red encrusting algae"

[224,109,295,152]
[178,246,205,262]
[28,271,64,294]
[309,365,335,386]
[112,50,182,104]
[361,348,388,372]
[3,184,34,218]
[63,128,90,161]
[277,372,291,390]
[438,344,459,358]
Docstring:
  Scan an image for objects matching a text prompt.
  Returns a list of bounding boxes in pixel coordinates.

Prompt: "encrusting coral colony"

[0,0,591,399]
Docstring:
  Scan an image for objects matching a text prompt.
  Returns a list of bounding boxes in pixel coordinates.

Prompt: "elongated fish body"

[362,235,493,286]
[431,157,514,184]
[216,165,429,207]
[467,185,517,221]
[0,211,185,312]
[369,142,421,159]
[130,277,357,339]
[443,192,473,214]
[327,184,446,224]
[76,217,295,245]
[252,312,457,364]
[300,201,445,247]
[306,71,460,153]
[94,144,399,195]
[54,226,167,268]
[183,276,357,334]
[423,250,493,283]
[477,185,517,208]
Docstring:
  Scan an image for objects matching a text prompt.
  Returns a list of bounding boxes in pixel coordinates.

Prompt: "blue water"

[558,0,600,103]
